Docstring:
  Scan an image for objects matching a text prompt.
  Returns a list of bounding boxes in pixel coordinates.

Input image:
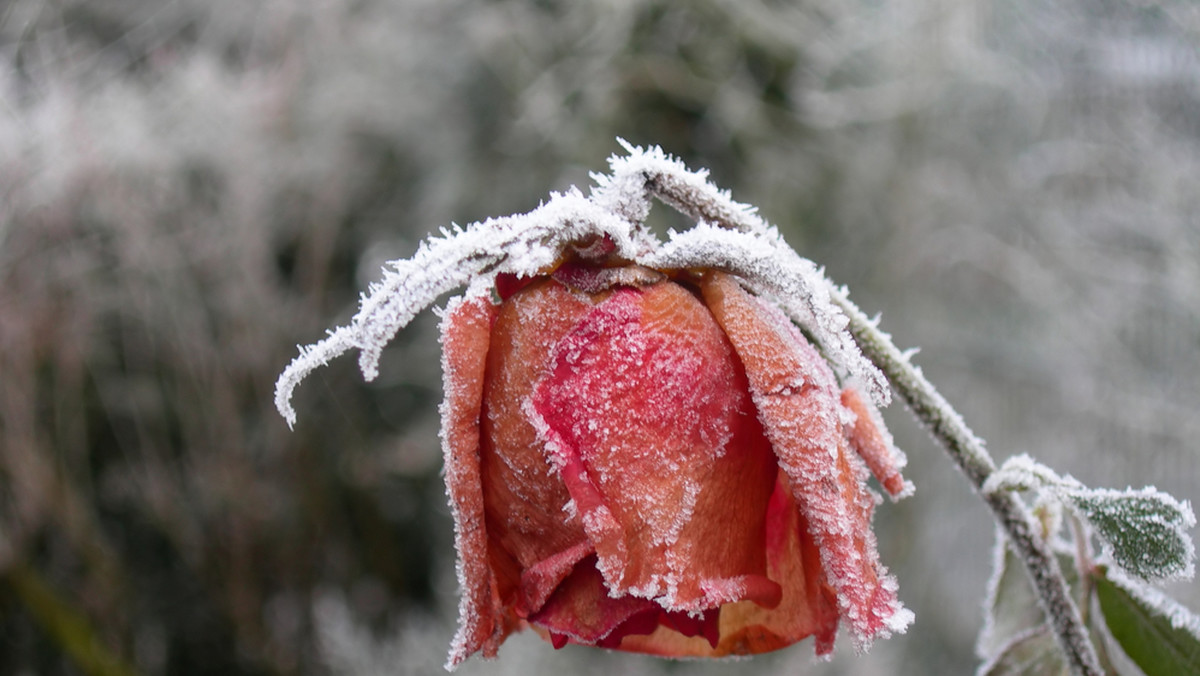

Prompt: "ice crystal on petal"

[641,223,890,408]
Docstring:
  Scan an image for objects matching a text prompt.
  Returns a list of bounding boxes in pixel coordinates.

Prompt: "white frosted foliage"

[986,454,1197,581]
[276,141,888,425]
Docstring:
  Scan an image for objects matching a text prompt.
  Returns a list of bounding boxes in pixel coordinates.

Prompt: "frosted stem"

[831,290,1102,676]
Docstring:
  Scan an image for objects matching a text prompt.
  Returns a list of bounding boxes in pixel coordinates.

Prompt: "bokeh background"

[2,0,1198,674]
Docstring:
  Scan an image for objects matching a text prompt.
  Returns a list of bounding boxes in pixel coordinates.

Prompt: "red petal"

[494,273,536,300]
[528,555,660,646]
[699,272,908,649]
[529,282,781,612]
[530,557,724,651]
[439,294,502,665]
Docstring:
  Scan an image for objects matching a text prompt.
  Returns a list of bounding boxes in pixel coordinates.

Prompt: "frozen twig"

[831,289,1103,676]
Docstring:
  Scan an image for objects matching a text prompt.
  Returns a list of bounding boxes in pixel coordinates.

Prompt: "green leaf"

[980,627,1069,676]
[986,455,1197,581]
[1095,571,1200,676]
[1069,488,1196,581]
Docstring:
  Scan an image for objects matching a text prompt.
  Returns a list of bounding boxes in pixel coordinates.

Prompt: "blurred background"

[1,0,1198,674]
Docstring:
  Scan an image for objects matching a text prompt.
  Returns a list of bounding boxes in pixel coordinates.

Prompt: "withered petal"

[842,386,908,498]
[481,280,594,572]
[528,555,660,647]
[699,271,909,649]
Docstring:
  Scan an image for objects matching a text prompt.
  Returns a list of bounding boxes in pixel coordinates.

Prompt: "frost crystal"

[275,141,889,426]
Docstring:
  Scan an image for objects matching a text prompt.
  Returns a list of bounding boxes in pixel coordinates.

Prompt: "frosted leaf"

[982,455,1064,496]
[641,223,890,408]
[1096,568,1200,676]
[986,455,1197,581]
[595,139,773,237]
[1069,487,1196,581]
[275,189,654,428]
[977,626,1069,676]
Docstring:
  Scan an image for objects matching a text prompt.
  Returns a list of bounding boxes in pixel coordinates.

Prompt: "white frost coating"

[275,189,652,428]
[982,454,1068,496]
[277,139,888,423]
[641,223,890,408]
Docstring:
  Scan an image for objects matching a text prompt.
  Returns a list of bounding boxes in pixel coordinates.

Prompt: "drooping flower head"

[276,141,914,669]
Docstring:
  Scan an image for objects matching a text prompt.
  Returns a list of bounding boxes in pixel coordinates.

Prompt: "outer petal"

[481,279,598,615]
[529,282,782,612]
[699,271,911,649]
[439,294,501,667]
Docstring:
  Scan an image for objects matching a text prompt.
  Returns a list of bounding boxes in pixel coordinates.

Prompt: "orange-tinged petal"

[842,387,908,498]
[699,271,908,648]
[481,279,597,614]
[615,473,839,657]
[529,282,781,612]
[439,294,502,666]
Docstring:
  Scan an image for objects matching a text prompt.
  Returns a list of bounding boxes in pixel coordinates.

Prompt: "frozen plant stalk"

[276,141,1102,673]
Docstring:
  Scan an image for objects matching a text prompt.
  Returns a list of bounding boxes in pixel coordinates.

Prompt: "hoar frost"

[276,141,913,668]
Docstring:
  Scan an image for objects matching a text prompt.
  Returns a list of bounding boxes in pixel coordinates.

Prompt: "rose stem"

[832,290,1102,676]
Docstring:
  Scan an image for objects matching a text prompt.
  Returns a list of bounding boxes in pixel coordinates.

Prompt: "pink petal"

[529,282,781,612]
[525,554,657,643]
[480,280,597,612]
[616,473,840,658]
[529,557,725,651]
[528,555,661,646]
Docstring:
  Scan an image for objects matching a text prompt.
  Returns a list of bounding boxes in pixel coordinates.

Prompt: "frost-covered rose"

[276,143,914,669]
[441,264,910,664]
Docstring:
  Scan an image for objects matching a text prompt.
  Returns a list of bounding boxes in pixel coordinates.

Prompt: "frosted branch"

[832,290,1103,676]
